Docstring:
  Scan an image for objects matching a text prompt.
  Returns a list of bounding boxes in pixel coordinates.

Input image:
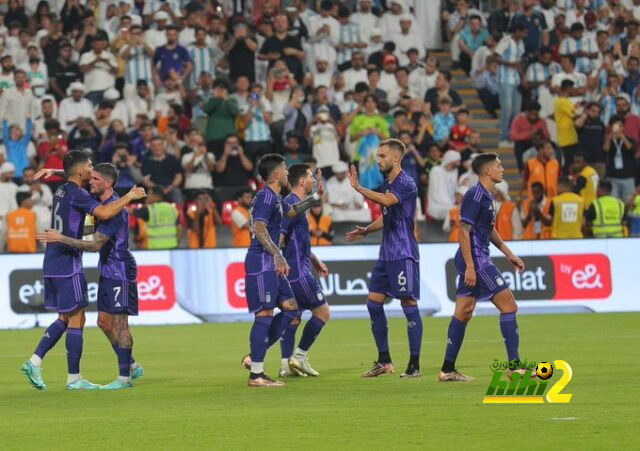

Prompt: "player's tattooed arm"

[254,221,290,276]
[491,228,525,272]
[36,229,110,252]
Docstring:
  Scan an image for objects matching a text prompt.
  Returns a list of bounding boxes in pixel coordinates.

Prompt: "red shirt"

[449,124,472,150]
[37,140,68,182]
[509,113,550,142]
[623,113,640,158]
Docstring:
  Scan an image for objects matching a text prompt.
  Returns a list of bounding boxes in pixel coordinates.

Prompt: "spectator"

[521,181,553,240]
[102,89,128,129]
[243,83,273,162]
[37,123,68,191]
[548,176,584,238]
[559,23,596,75]
[141,136,183,204]
[0,162,18,250]
[1,115,33,181]
[188,26,222,90]
[522,139,560,199]
[67,117,103,153]
[214,135,254,202]
[427,150,461,220]
[572,152,599,208]
[308,1,340,71]
[153,74,186,118]
[186,191,221,249]
[432,97,456,145]
[575,101,607,179]
[58,81,93,132]
[397,130,423,190]
[310,105,341,176]
[474,60,499,118]
[494,181,522,240]
[144,11,169,50]
[622,56,640,98]
[458,15,489,75]
[510,101,550,172]
[231,187,254,248]
[603,115,636,202]
[488,0,514,37]
[443,186,466,242]
[554,79,580,171]
[308,202,333,245]
[585,179,626,238]
[203,79,239,153]
[325,161,371,223]
[5,191,36,253]
[0,55,16,92]
[494,22,526,147]
[424,70,464,115]
[126,80,154,127]
[283,133,305,167]
[225,22,257,84]
[348,95,389,172]
[78,31,117,105]
[152,25,192,88]
[446,0,484,67]
[282,86,311,143]
[343,51,368,92]
[181,134,215,201]
[352,0,379,41]
[119,24,154,100]
[449,109,472,151]
[110,143,143,196]
[391,14,425,68]
[0,69,36,126]
[259,14,305,83]
[32,97,57,141]
[336,5,366,71]
[17,166,53,232]
[524,47,561,101]
[511,0,549,59]
[550,55,587,104]
[614,94,640,161]
[133,186,180,250]
[409,56,439,102]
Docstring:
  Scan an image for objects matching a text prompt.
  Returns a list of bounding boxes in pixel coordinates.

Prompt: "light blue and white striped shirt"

[245,98,272,143]
[495,35,525,85]
[122,45,153,85]
[188,44,216,88]
[559,37,596,74]
[337,21,362,66]
[600,91,618,124]
[525,61,562,97]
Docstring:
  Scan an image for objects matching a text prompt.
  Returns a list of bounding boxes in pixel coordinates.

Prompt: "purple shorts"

[369,259,420,300]
[98,277,138,316]
[290,274,326,312]
[455,264,509,301]
[44,273,88,313]
[245,271,294,313]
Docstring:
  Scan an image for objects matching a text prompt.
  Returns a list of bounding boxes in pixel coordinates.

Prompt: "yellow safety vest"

[551,192,584,239]
[579,165,598,208]
[147,202,179,249]
[592,195,624,238]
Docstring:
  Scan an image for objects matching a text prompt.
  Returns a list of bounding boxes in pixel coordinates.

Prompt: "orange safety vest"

[447,206,460,243]
[231,207,251,248]
[521,197,552,240]
[527,157,560,199]
[6,208,36,253]
[187,208,217,249]
[495,201,515,241]
[308,213,332,246]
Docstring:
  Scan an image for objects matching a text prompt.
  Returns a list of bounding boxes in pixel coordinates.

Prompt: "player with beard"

[20,152,145,390]
[345,139,423,378]
[36,163,144,389]
[437,153,531,382]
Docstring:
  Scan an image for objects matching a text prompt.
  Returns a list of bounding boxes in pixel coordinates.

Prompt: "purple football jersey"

[43,182,99,277]
[245,186,291,275]
[96,194,137,282]
[456,182,496,270]
[379,170,419,262]
[281,193,312,282]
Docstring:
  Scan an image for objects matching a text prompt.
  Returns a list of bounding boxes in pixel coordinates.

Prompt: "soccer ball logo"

[536,362,553,380]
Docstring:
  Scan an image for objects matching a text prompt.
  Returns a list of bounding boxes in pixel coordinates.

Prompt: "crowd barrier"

[1,238,637,329]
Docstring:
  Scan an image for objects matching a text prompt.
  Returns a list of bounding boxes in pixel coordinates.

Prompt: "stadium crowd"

[0,0,639,253]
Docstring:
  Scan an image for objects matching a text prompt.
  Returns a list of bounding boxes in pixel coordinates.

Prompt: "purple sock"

[267,311,297,348]
[117,347,133,377]
[500,312,519,362]
[249,316,273,364]
[298,317,325,351]
[280,322,298,359]
[111,343,136,365]
[442,316,467,371]
[367,300,389,355]
[34,319,67,359]
[402,305,422,358]
[65,328,83,374]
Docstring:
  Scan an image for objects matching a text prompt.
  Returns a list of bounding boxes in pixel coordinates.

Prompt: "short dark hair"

[599,179,613,193]
[212,78,229,90]
[16,191,31,206]
[561,54,576,66]
[165,24,178,32]
[235,187,254,199]
[149,186,165,199]
[527,101,541,112]
[288,163,311,187]
[560,79,575,90]
[63,150,91,174]
[440,70,452,82]
[94,162,119,186]
[609,114,625,126]
[380,138,406,154]
[531,181,544,191]
[558,176,572,190]
[574,151,587,161]
[258,153,285,181]
[472,152,499,174]
[114,141,129,151]
[44,118,60,131]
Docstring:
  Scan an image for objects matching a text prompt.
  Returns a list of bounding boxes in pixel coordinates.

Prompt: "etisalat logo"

[482,359,573,404]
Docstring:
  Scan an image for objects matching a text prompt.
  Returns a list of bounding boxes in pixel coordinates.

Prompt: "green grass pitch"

[1,313,637,450]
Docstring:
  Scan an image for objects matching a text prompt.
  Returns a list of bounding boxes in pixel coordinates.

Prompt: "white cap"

[67,81,87,95]
[104,88,120,100]
[332,161,349,173]
[1,162,15,174]
[370,28,382,37]
[154,10,170,21]
[399,13,413,22]
[442,150,462,166]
